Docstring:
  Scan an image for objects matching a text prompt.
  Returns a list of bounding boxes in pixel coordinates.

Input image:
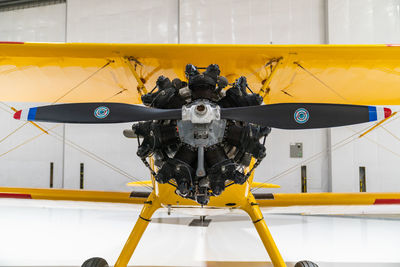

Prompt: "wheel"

[295,260,319,267]
[81,257,109,267]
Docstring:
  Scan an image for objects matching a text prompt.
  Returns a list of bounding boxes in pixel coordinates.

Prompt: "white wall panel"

[327,0,400,192]
[180,0,271,44]
[254,129,328,193]
[328,0,400,44]
[0,4,66,42]
[331,107,400,192]
[180,0,325,44]
[63,124,149,191]
[67,0,178,43]
[0,102,64,188]
[269,0,325,44]
[0,3,66,189]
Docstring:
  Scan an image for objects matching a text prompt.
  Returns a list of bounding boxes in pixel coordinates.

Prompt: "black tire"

[81,257,109,267]
[294,260,319,267]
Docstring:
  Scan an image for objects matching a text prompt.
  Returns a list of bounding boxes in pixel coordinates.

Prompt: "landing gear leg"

[241,193,286,267]
[114,191,161,267]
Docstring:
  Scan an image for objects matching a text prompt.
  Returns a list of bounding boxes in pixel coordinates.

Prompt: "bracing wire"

[251,122,388,192]
[52,60,112,104]
[0,110,152,190]
[252,111,400,192]
[0,122,28,144]
[0,61,156,189]
[0,125,59,158]
[46,129,153,191]
[0,103,13,114]
[0,122,152,189]
[0,103,30,143]
[294,62,349,102]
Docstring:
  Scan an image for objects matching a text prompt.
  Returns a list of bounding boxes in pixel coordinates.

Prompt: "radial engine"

[124,64,270,205]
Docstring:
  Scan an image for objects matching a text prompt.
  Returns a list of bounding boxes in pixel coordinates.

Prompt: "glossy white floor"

[1,199,400,267]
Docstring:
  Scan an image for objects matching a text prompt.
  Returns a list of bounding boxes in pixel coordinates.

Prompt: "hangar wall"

[0,0,399,193]
[0,4,67,189]
[327,0,400,192]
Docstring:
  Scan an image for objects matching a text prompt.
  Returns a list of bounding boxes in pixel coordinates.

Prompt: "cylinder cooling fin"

[132,64,269,205]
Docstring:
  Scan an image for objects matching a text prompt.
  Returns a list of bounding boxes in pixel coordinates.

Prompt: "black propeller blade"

[14,102,391,130]
[220,103,391,129]
[13,102,182,123]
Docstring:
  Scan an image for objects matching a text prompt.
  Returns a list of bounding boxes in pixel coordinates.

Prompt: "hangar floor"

[0,198,400,267]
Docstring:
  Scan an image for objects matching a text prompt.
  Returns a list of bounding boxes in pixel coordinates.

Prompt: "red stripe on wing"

[0,193,32,199]
[374,199,400,204]
[0,41,24,44]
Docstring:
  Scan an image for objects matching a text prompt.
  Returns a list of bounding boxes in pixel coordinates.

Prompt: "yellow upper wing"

[1,42,400,104]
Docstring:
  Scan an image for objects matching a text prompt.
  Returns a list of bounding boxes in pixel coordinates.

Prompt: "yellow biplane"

[1,42,400,267]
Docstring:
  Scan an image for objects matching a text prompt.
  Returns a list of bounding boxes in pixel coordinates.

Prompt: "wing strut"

[124,57,148,95]
[259,57,283,102]
[359,111,397,138]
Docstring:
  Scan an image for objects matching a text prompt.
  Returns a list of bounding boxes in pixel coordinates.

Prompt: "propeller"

[13,102,181,124]
[220,103,392,129]
[13,102,391,129]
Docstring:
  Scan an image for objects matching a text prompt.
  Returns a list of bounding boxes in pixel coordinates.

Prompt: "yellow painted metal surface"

[115,192,160,267]
[126,180,153,187]
[2,187,400,209]
[152,158,260,208]
[259,57,282,100]
[251,182,280,189]
[2,43,400,105]
[257,192,400,207]
[0,187,146,204]
[359,111,397,138]
[124,57,147,95]
[241,193,286,267]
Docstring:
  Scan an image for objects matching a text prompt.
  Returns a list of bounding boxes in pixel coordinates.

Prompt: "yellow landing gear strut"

[242,193,287,267]
[114,191,161,267]
[112,191,286,267]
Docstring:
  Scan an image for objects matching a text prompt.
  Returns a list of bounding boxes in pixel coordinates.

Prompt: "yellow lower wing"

[127,181,153,187]
[1,187,399,209]
[127,180,280,189]
[251,182,280,189]
[0,187,147,204]
[256,192,400,207]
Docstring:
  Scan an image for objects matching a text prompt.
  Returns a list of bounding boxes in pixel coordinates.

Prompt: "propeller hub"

[178,100,226,148]
[181,100,220,124]
[195,104,207,115]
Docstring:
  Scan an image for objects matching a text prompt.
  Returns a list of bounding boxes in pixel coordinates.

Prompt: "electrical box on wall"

[290,142,303,158]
